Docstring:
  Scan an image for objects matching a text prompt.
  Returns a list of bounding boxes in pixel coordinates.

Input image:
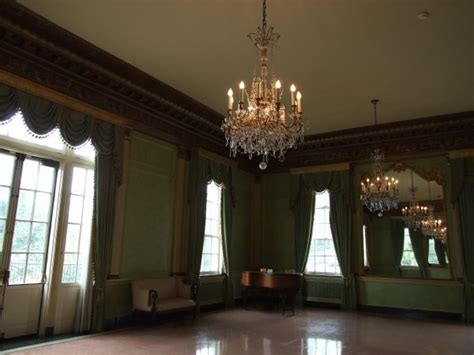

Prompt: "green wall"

[121,133,176,280]
[262,173,294,270]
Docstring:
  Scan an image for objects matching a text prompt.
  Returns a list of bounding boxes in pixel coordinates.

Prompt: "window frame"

[0,112,96,287]
[305,190,341,277]
[400,227,419,268]
[199,181,225,277]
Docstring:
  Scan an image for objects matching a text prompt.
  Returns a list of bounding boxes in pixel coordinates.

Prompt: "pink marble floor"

[11,308,474,354]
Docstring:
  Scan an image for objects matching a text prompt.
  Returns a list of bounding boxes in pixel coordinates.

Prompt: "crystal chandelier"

[222,0,304,170]
[421,208,447,242]
[402,170,429,230]
[421,182,447,242]
[360,100,399,216]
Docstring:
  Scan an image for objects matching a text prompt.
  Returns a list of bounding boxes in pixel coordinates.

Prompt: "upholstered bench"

[132,277,198,320]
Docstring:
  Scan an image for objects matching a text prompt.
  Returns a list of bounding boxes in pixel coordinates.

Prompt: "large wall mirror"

[362,162,451,279]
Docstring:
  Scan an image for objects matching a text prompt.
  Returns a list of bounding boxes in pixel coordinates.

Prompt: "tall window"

[62,167,94,283]
[401,228,418,267]
[305,191,341,275]
[9,157,58,285]
[362,224,369,268]
[0,111,95,285]
[200,181,224,275]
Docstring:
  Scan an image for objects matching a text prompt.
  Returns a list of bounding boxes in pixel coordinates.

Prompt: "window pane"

[33,192,51,222]
[37,165,55,193]
[68,195,84,223]
[0,186,10,219]
[428,239,438,265]
[211,254,219,272]
[17,190,34,220]
[62,253,78,283]
[30,222,47,252]
[20,160,39,190]
[9,253,27,285]
[25,253,43,283]
[12,221,31,252]
[0,153,15,186]
[203,237,212,253]
[0,219,5,252]
[65,224,80,253]
[71,167,86,195]
[201,254,211,272]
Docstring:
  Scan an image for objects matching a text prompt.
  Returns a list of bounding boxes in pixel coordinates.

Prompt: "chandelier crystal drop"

[221,0,304,170]
[402,170,429,230]
[360,100,399,216]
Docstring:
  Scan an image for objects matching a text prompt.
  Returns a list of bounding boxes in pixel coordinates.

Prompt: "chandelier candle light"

[222,0,304,170]
[421,182,447,242]
[402,170,429,230]
[360,99,399,216]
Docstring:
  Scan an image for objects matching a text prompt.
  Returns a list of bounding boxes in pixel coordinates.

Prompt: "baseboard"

[358,305,462,321]
[304,301,341,310]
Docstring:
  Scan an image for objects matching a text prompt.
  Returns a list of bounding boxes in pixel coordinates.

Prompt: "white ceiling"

[18,0,474,135]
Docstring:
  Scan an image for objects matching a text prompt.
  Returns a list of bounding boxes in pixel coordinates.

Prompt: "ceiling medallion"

[402,170,429,230]
[222,0,304,170]
[360,99,399,216]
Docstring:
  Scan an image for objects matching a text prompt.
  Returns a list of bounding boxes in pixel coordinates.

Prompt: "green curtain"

[0,83,116,151]
[186,156,234,306]
[90,153,117,332]
[293,170,356,310]
[185,154,209,287]
[455,156,474,322]
[292,175,315,273]
[391,219,405,276]
[408,228,428,278]
[434,240,448,266]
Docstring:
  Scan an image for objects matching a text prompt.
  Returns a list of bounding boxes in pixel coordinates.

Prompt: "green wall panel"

[358,279,463,313]
[200,280,225,305]
[230,168,253,299]
[305,278,343,302]
[121,133,176,280]
[262,173,294,270]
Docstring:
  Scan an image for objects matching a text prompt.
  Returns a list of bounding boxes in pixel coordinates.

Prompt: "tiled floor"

[9,308,474,354]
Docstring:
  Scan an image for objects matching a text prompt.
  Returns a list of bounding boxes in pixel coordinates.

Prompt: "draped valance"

[0,83,117,156]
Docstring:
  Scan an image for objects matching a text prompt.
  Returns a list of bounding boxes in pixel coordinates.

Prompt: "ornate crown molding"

[0,1,235,160]
[275,111,474,172]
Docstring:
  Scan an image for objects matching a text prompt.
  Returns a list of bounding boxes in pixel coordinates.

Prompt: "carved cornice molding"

[276,111,474,172]
[0,1,231,159]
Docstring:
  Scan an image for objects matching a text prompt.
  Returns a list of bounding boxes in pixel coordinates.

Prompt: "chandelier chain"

[262,0,267,31]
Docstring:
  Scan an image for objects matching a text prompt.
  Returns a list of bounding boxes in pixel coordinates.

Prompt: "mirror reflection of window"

[196,340,221,355]
[304,337,342,355]
[428,239,439,265]
[401,228,418,267]
[362,224,369,268]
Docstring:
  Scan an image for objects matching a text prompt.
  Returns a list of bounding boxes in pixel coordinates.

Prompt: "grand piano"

[241,271,303,315]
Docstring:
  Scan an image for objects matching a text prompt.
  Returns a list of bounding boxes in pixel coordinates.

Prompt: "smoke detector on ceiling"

[417,11,430,20]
